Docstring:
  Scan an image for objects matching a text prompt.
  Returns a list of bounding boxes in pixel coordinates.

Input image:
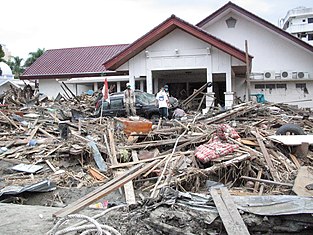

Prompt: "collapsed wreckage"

[0,85,313,234]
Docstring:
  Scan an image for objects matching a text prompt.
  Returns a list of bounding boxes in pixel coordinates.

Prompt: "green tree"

[24,48,45,68]
[7,56,24,79]
[0,45,5,62]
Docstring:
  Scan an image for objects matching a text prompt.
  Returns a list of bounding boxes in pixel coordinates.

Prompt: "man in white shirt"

[124,83,136,116]
[156,86,170,120]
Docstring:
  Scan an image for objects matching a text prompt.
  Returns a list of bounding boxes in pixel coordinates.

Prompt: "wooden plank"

[241,176,293,187]
[254,131,280,182]
[293,166,313,196]
[53,163,144,217]
[253,169,263,193]
[108,123,118,165]
[289,154,301,169]
[123,150,139,205]
[54,161,158,217]
[210,187,250,235]
[26,123,42,142]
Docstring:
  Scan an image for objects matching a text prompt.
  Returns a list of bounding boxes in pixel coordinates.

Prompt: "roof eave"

[104,15,250,70]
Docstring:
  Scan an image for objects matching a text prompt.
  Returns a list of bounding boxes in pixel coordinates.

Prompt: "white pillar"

[140,80,144,91]
[128,58,135,89]
[224,91,234,110]
[224,60,234,109]
[204,54,214,112]
[94,82,98,91]
[147,70,153,94]
[117,81,121,92]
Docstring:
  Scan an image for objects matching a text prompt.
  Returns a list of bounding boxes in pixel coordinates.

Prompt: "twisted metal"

[47,214,121,235]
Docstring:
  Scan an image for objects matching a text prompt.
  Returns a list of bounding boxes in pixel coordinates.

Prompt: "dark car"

[95,90,177,119]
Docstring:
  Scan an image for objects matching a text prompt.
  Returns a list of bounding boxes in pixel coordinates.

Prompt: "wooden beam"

[210,187,250,235]
[53,161,158,217]
[254,130,280,181]
[241,176,293,187]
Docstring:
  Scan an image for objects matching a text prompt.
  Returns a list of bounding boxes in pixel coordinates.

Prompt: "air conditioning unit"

[263,71,275,79]
[280,71,292,79]
[297,71,309,79]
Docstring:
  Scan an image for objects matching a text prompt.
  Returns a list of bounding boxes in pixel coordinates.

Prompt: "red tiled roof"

[104,15,251,70]
[196,1,313,53]
[21,44,129,79]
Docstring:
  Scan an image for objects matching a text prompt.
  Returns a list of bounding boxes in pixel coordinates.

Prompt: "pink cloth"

[195,124,240,163]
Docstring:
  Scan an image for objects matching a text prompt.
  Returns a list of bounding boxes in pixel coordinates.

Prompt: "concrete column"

[117,81,121,92]
[146,70,153,94]
[224,58,233,109]
[226,66,232,92]
[140,80,144,91]
[205,54,213,112]
[128,58,135,89]
[94,82,98,91]
[224,91,234,110]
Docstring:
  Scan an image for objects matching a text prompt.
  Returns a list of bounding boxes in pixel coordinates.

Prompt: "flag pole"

[100,96,104,124]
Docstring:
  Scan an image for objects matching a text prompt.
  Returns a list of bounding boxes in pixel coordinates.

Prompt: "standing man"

[124,83,136,116]
[156,86,170,120]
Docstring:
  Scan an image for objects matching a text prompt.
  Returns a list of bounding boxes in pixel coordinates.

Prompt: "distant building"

[0,62,14,80]
[0,44,12,61]
[281,6,313,46]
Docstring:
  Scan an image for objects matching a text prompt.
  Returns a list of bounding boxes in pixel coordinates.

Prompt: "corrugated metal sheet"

[22,44,129,77]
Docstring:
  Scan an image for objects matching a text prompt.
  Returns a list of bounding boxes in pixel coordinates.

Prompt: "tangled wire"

[47,214,121,235]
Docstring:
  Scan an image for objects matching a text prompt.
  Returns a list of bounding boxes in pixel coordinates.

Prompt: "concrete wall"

[251,81,313,108]
[202,12,313,75]
[39,79,77,100]
[118,29,238,95]
[202,12,313,108]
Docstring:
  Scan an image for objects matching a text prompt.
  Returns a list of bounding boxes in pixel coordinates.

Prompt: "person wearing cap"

[123,83,136,116]
[164,84,170,98]
[156,86,170,120]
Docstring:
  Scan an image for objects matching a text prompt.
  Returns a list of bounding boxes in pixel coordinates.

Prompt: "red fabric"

[102,78,109,100]
[216,124,240,140]
[195,124,240,163]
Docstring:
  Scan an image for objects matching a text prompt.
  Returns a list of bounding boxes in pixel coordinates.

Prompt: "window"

[225,17,237,28]
[296,83,306,89]
[308,18,313,23]
[265,84,275,89]
[101,101,109,110]
[255,84,265,89]
[276,84,287,89]
[255,83,287,90]
[110,99,123,109]
[308,34,313,41]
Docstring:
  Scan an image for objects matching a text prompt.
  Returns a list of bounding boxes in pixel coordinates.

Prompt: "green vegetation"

[5,48,45,79]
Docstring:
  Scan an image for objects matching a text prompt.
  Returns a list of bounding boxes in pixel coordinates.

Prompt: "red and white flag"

[102,78,109,101]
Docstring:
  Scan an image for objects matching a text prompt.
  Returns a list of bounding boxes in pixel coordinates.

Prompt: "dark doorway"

[212,73,226,107]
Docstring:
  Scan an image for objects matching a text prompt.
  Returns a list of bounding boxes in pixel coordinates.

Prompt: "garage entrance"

[152,68,207,100]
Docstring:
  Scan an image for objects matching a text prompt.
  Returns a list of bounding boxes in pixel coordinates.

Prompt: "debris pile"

[1,87,313,234]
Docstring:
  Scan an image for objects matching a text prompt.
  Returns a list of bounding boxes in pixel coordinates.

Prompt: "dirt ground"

[0,203,59,235]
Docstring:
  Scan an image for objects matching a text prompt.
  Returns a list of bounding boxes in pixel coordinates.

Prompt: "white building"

[281,6,313,46]
[21,2,313,109]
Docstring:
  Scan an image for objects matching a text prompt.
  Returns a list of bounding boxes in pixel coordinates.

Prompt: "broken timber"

[210,187,250,235]
[53,160,159,217]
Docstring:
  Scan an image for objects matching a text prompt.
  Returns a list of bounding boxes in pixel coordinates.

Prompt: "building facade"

[281,6,313,46]
[21,2,313,109]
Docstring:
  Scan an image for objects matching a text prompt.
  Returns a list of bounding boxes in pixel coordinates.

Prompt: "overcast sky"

[1,0,312,60]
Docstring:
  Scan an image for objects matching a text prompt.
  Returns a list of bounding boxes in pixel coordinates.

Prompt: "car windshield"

[135,91,155,105]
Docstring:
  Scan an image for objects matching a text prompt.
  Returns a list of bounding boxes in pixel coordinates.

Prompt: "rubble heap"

[0,87,313,234]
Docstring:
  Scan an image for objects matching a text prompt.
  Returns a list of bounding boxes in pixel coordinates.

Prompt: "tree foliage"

[0,45,5,62]
[7,56,24,79]
[24,48,45,68]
